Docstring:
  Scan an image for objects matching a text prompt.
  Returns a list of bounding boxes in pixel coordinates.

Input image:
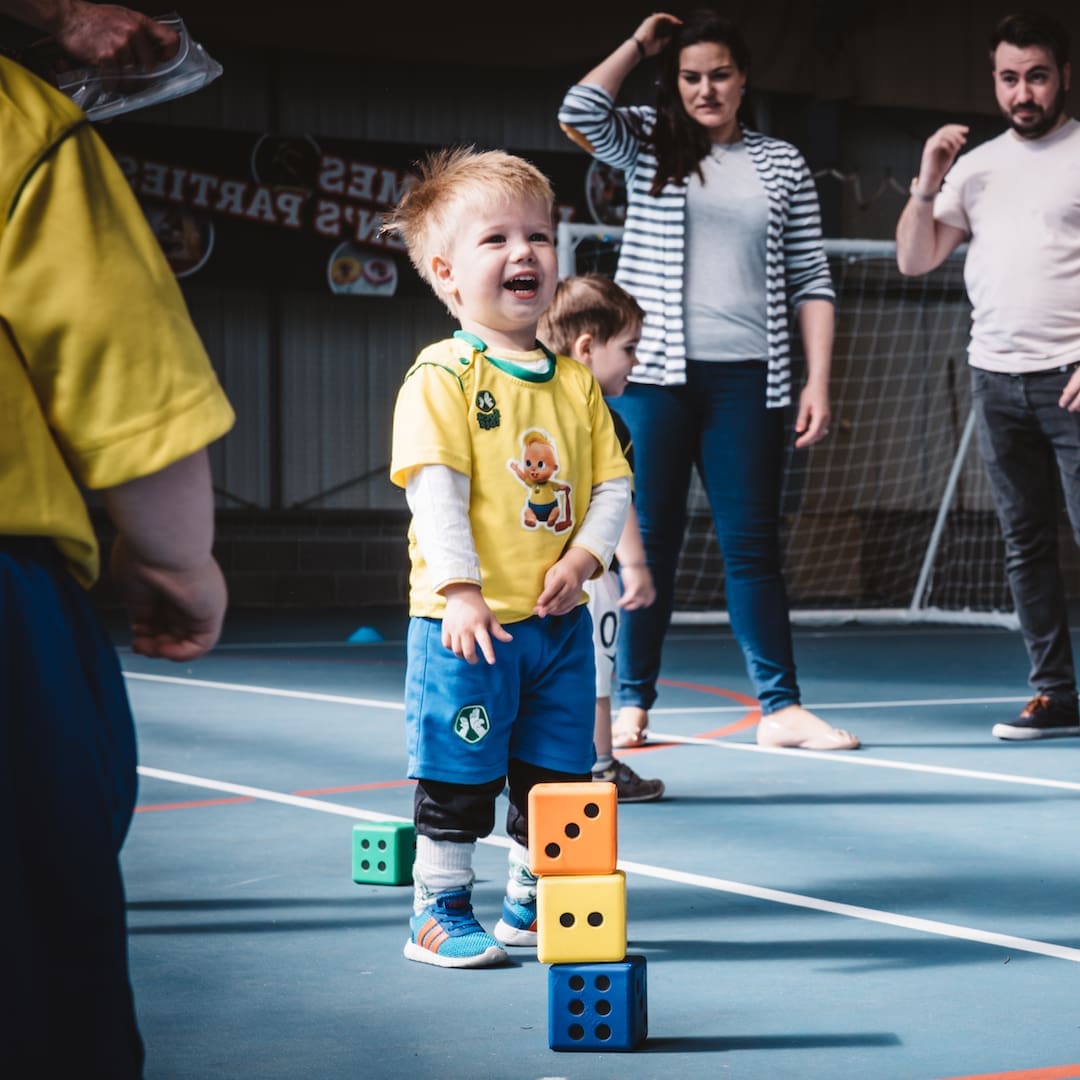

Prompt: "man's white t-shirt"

[934,116,1080,373]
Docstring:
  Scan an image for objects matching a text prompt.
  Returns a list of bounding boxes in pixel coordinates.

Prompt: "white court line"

[125,671,1026,718]
[652,695,1029,715]
[646,731,1080,793]
[126,673,1078,791]
[137,765,1080,965]
[124,672,404,711]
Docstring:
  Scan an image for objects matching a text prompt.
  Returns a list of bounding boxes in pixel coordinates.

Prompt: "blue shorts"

[404,605,596,784]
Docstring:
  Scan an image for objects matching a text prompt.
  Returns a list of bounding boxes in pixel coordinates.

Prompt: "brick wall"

[90,509,411,611]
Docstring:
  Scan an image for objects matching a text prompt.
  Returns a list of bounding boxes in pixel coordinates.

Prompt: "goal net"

[557,222,1017,627]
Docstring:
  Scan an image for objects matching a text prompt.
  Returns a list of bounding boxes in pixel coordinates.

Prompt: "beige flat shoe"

[756,705,860,751]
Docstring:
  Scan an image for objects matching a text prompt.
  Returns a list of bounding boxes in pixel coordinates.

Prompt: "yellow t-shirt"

[390,337,632,623]
[0,59,234,585]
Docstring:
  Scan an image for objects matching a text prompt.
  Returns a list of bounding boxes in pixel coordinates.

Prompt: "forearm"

[572,476,632,571]
[896,196,946,276]
[101,448,215,571]
[796,299,834,389]
[405,464,481,589]
[614,503,647,567]
[576,37,642,98]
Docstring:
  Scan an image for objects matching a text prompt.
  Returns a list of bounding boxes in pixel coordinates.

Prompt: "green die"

[351,822,415,885]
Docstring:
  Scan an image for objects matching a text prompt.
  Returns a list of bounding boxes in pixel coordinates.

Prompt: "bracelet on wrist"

[909,177,938,203]
[631,37,647,61]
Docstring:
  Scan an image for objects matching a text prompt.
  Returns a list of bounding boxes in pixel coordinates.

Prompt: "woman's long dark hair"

[638,8,752,196]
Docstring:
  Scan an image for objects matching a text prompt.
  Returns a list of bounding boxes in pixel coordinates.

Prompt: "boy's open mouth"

[504,274,539,292]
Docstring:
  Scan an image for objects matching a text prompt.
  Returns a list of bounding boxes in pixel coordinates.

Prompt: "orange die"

[528,781,617,877]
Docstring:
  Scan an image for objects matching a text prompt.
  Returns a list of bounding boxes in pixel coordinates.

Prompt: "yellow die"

[537,871,626,964]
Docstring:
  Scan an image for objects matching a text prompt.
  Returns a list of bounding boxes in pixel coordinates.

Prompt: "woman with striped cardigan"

[557,8,860,753]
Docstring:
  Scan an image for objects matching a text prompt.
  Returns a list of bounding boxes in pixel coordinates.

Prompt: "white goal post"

[556,221,1018,629]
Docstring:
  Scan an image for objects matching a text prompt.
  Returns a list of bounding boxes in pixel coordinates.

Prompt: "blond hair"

[538,274,645,357]
[381,145,555,311]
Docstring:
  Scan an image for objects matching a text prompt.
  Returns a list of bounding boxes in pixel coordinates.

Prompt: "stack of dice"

[528,781,648,1052]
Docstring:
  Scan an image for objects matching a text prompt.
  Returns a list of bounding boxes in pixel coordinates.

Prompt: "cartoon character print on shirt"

[508,428,573,533]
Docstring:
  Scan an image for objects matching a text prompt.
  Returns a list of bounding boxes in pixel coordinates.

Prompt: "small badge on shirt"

[475,390,500,430]
[453,705,491,744]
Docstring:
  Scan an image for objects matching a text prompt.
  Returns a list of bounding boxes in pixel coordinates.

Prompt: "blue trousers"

[972,365,1080,697]
[1,540,143,1076]
[610,361,800,715]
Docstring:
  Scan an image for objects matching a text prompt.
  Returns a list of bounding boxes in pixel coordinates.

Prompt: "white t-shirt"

[934,116,1080,373]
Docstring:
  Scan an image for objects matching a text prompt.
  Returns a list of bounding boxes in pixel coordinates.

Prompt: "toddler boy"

[384,149,632,967]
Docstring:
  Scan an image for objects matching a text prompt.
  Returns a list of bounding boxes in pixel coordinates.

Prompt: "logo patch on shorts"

[453,705,491,744]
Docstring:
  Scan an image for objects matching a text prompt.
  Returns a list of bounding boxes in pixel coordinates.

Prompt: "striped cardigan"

[558,82,835,409]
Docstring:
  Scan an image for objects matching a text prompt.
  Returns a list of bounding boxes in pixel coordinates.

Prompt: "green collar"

[453,329,556,383]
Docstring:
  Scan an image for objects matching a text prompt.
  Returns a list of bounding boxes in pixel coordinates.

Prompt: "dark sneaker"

[404,888,508,968]
[991,694,1080,741]
[493,896,537,947]
[593,759,665,802]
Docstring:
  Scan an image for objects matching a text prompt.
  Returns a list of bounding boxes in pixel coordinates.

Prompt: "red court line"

[136,679,760,805]
[658,677,760,709]
[939,1068,1080,1080]
[620,677,761,753]
[136,796,255,813]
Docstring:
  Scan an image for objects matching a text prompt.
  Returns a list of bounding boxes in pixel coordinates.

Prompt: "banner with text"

[99,124,620,298]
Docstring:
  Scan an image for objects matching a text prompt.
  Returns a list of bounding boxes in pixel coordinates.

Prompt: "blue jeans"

[972,365,1080,697]
[610,361,800,715]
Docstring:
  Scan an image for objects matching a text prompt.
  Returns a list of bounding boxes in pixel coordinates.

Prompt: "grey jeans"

[972,364,1080,697]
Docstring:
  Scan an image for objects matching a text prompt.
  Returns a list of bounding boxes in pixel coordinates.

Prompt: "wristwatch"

[909,177,938,203]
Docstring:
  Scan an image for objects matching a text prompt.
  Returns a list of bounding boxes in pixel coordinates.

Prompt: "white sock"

[506,841,537,904]
[413,836,475,914]
[592,753,614,774]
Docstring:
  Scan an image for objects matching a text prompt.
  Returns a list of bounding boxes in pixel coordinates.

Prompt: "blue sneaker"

[404,888,508,969]
[493,895,537,947]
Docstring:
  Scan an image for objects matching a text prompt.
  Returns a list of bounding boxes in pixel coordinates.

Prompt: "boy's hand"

[535,548,601,618]
[442,583,512,664]
[618,563,656,610]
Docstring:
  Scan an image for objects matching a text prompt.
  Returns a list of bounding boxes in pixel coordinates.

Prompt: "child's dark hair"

[642,7,752,196]
[538,274,645,356]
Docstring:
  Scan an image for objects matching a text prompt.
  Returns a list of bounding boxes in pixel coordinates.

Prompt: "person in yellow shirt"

[384,146,632,968]
[0,2,233,1073]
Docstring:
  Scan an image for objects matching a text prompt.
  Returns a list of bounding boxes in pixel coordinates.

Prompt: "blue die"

[548,955,648,1051]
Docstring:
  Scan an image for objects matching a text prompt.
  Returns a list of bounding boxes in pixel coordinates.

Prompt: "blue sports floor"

[115,609,1080,1080]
